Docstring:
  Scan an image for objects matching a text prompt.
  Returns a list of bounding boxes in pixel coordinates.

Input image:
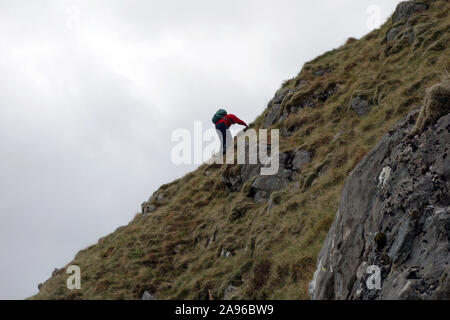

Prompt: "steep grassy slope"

[33,0,449,300]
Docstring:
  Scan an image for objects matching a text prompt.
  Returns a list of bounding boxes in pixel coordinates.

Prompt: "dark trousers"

[215,122,230,155]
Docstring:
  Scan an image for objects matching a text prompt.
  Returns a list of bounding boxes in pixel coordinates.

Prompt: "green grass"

[32,0,450,300]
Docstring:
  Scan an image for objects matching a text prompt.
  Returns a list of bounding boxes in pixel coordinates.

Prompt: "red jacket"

[217,114,247,128]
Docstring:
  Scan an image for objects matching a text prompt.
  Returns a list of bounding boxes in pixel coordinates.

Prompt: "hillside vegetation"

[33,0,449,300]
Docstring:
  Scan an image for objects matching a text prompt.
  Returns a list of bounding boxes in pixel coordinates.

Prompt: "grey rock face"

[272,87,295,105]
[351,97,371,117]
[392,1,428,23]
[310,106,450,300]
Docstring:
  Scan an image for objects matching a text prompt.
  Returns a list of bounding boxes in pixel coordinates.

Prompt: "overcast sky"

[0,0,401,299]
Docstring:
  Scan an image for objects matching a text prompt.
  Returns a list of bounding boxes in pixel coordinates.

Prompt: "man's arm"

[228,114,247,126]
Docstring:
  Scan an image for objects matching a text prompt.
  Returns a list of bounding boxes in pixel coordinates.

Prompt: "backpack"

[212,109,228,124]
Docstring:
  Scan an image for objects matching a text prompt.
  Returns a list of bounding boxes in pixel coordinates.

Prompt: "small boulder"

[222,172,244,192]
[142,291,155,300]
[412,79,450,134]
[351,97,371,117]
[141,202,157,216]
[223,285,239,300]
[292,149,312,171]
[38,283,43,291]
[386,26,403,42]
[251,169,292,202]
[392,1,428,23]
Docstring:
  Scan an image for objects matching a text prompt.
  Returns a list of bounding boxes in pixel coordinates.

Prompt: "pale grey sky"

[0,0,401,299]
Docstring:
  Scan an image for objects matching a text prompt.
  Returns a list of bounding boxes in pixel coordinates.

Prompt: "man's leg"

[216,124,227,155]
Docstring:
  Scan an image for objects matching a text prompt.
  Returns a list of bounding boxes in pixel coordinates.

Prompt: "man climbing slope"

[212,109,248,155]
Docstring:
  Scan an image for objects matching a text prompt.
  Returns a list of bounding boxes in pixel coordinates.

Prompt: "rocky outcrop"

[142,202,156,215]
[141,190,165,215]
[392,1,428,23]
[314,68,333,77]
[386,26,415,44]
[281,83,339,124]
[264,87,296,128]
[310,81,450,300]
[383,1,428,51]
[249,149,312,202]
[263,80,340,128]
[222,148,312,202]
[271,87,295,106]
[264,104,282,128]
[250,153,293,203]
